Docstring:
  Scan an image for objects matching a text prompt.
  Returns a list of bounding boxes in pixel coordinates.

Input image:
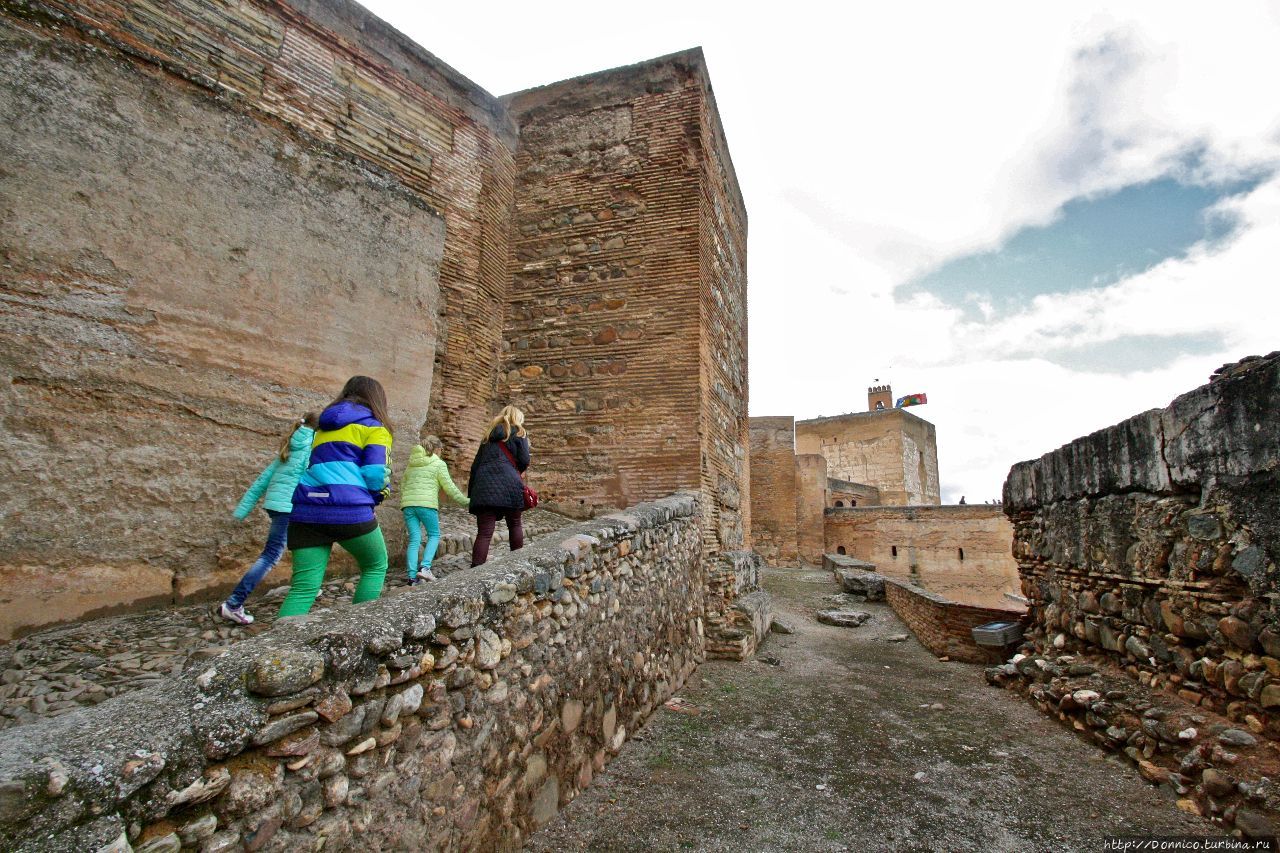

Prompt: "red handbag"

[498,440,539,510]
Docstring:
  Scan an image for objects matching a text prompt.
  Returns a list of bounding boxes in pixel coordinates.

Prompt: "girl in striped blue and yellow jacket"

[278,376,393,617]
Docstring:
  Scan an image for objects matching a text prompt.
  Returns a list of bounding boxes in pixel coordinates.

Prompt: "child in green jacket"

[400,433,469,583]
[221,413,318,625]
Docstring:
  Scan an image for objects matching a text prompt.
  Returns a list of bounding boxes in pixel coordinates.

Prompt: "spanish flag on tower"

[895,393,927,408]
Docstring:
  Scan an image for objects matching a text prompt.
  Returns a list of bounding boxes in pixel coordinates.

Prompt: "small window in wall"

[851,500,857,507]
[837,546,847,555]
[958,547,965,560]
[891,545,898,558]
[834,500,844,508]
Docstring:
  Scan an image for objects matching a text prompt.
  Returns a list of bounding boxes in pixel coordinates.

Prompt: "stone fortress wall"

[1002,353,1280,720]
[825,505,1021,609]
[990,353,1280,833]
[747,417,799,564]
[796,408,940,506]
[827,478,880,508]
[794,454,829,564]
[498,53,749,555]
[0,495,706,852]
[0,0,749,637]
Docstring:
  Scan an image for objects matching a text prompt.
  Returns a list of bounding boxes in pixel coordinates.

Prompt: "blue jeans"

[403,507,440,579]
[226,509,289,608]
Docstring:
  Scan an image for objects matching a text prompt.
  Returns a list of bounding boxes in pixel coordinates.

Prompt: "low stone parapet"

[0,494,703,852]
[884,578,1024,664]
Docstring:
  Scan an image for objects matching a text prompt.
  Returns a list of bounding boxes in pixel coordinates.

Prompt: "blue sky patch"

[1038,331,1227,374]
[900,176,1260,317]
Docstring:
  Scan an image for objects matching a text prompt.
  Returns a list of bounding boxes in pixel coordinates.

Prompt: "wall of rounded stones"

[0,494,704,852]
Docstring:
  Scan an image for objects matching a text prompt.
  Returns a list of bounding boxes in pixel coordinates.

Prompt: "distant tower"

[868,384,892,412]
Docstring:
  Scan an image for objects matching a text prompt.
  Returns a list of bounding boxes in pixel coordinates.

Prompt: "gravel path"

[529,566,1221,852]
[0,507,573,731]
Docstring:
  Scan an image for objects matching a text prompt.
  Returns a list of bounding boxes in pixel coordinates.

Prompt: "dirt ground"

[527,566,1220,852]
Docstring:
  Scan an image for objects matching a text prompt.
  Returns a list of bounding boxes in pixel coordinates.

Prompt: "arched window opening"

[834,500,845,508]
[836,546,847,555]
[851,500,857,507]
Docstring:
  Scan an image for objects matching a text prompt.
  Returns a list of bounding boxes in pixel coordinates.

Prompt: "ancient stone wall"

[795,454,829,564]
[824,506,1020,609]
[748,417,798,564]
[7,0,520,474]
[827,478,880,508]
[796,409,939,505]
[0,494,703,852]
[1003,353,1280,724]
[705,551,771,660]
[883,578,1021,664]
[0,9,457,637]
[991,354,1280,833]
[500,50,749,555]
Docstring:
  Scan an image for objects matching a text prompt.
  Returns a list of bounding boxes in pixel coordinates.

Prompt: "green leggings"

[278,528,388,617]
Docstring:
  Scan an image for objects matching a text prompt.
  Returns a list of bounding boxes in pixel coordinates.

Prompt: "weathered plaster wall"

[0,13,448,637]
[500,50,749,554]
[795,454,828,564]
[1003,353,1280,722]
[748,417,798,565]
[0,495,704,852]
[8,0,519,474]
[796,409,939,506]
[824,506,1020,609]
[828,478,880,508]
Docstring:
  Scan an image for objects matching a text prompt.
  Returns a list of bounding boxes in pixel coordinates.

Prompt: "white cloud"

[360,0,1280,502]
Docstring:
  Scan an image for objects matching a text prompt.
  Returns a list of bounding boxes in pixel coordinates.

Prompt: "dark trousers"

[471,508,524,566]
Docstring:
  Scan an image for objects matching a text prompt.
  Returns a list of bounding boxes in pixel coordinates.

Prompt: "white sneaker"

[220,602,254,625]
[418,569,436,582]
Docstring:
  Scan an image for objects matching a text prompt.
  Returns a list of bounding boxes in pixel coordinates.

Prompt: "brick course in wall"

[9,0,518,471]
[749,417,798,564]
[884,578,1022,664]
[500,50,749,555]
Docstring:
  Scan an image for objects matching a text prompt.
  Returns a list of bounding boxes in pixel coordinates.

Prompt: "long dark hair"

[329,376,390,427]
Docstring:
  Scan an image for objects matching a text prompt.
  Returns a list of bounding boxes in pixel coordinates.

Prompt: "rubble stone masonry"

[990,354,1280,832]
[0,494,705,852]
[749,417,799,564]
[1003,353,1279,722]
[500,51,749,554]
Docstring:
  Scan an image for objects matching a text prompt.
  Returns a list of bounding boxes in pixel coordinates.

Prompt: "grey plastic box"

[972,620,1023,647]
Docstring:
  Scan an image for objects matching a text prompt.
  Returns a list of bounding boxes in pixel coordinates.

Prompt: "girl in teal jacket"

[220,413,318,625]
[400,433,469,583]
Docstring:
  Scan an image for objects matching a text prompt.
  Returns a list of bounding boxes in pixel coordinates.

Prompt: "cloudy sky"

[364,0,1279,503]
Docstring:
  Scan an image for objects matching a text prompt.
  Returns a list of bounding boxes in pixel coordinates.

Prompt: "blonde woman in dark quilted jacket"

[467,405,530,566]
